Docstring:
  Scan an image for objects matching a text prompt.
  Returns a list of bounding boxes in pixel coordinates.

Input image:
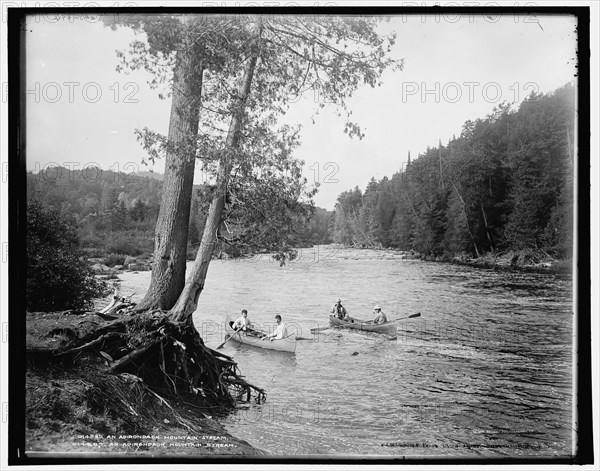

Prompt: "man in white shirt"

[232,309,252,331]
[372,305,388,324]
[263,314,287,342]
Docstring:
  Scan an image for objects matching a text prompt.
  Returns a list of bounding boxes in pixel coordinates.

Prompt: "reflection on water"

[116,246,574,458]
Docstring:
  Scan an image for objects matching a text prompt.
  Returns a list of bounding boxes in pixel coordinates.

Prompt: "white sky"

[24,13,577,210]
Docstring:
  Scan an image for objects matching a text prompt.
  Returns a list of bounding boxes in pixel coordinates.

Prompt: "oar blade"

[389,313,422,323]
[310,326,330,334]
[217,328,241,349]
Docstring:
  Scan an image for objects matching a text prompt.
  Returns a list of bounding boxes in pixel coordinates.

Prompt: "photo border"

[6,3,593,466]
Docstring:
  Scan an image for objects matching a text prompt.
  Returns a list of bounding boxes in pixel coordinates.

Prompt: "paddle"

[217,327,241,349]
[310,325,331,334]
[389,312,421,322]
[310,312,348,333]
[260,331,295,342]
[364,312,421,324]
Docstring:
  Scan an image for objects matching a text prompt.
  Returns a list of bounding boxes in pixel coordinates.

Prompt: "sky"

[24,12,578,210]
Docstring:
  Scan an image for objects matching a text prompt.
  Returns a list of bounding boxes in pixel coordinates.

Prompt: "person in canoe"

[232,309,258,335]
[262,314,288,342]
[372,305,388,324]
[331,298,349,320]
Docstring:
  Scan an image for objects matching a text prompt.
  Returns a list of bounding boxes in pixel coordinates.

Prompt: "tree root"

[110,339,161,373]
[32,309,266,412]
[57,332,128,356]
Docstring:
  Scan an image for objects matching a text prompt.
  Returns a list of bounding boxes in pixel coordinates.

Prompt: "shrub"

[27,200,109,311]
[105,231,153,257]
[103,253,127,267]
[81,246,106,259]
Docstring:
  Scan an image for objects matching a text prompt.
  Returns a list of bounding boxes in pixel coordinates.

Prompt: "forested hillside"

[333,83,575,260]
[26,167,333,259]
[27,167,164,258]
[28,83,574,262]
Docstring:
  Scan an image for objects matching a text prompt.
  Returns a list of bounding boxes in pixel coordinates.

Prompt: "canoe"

[224,316,296,353]
[329,315,397,337]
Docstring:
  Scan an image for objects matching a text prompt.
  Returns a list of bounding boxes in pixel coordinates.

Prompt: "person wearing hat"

[372,305,387,324]
[331,298,349,320]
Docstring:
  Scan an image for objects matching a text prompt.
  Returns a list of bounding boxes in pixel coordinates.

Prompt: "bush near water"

[26,200,109,312]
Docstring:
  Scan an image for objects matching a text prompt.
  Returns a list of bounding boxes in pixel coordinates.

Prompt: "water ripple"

[116,247,573,457]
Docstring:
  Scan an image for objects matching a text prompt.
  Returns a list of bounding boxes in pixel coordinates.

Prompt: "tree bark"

[169,40,260,323]
[452,182,480,257]
[136,31,204,311]
[481,204,495,252]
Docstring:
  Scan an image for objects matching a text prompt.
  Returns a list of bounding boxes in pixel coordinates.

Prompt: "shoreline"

[419,252,572,275]
[90,246,572,283]
[319,245,572,275]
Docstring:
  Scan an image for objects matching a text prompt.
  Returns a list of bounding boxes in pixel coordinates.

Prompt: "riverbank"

[331,244,571,275]
[87,248,253,281]
[420,249,572,275]
[25,311,265,457]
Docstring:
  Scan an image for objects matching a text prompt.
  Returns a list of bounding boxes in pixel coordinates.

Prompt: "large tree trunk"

[136,32,204,312]
[169,43,260,323]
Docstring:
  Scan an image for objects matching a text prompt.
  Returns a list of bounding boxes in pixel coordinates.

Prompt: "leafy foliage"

[27,167,162,257]
[107,15,401,266]
[27,200,108,311]
[27,165,331,260]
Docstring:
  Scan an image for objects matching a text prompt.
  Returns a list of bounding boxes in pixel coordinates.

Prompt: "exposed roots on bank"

[27,308,266,431]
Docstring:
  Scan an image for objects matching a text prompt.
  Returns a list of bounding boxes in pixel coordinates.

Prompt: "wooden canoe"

[329,315,397,337]
[224,316,296,353]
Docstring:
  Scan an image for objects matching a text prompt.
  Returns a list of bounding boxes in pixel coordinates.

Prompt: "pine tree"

[111,200,128,231]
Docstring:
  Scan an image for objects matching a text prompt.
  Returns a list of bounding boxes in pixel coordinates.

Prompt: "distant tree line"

[27,167,333,260]
[27,168,163,258]
[333,83,575,259]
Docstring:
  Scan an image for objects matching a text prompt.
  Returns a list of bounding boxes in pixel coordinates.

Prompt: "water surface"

[117,246,573,458]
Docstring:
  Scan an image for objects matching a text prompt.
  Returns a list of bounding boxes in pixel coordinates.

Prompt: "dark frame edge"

[7,7,28,467]
[573,5,594,466]
[5,4,595,466]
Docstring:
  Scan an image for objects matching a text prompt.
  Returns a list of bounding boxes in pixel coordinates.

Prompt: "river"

[116,245,574,458]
